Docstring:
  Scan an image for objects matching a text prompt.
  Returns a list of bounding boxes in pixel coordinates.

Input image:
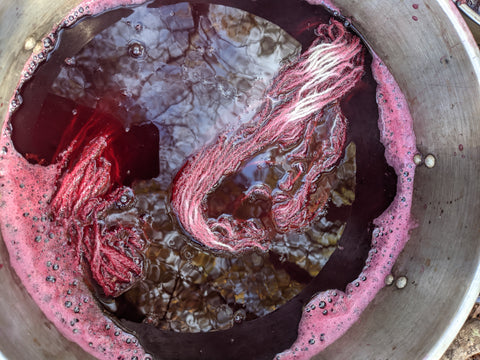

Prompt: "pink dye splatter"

[274,54,417,360]
[171,20,364,252]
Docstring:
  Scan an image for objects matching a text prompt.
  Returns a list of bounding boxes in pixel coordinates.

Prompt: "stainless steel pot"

[1,0,479,359]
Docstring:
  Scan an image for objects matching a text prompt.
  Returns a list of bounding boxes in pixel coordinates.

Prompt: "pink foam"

[0,150,146,359]
[274,54,417,360]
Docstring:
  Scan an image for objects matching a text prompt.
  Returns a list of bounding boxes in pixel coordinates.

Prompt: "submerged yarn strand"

[171,20,365,252]
[50,116,146,297]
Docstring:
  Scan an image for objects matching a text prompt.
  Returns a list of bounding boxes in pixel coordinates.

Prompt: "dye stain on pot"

[0,1,416,360]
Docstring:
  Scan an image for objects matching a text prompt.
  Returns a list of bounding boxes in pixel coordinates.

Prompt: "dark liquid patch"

[4,1,398,359]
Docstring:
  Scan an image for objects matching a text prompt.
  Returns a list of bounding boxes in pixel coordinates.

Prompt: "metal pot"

[0,0,479,359]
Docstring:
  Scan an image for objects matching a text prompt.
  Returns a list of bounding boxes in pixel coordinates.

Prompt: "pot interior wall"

[0,2,97,359]
[0,0,479,359]
[314,0,480,358]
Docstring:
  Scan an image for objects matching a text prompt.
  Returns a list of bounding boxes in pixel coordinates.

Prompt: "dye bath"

[0,1,415,360]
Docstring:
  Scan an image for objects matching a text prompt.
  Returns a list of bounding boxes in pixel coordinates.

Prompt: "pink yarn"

[171,20,365,252]
[51,113,146,297]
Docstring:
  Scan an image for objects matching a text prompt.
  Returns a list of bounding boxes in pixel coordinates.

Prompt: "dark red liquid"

[6,1,397,359]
